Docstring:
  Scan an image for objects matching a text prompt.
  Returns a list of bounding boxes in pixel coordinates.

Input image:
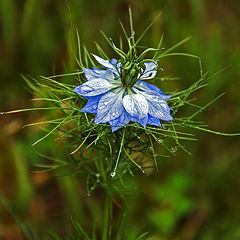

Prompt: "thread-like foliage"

[2,10,238,200]
[2,8,240,240]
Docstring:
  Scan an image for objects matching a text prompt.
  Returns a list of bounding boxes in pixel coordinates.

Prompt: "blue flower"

[73,54,173,131]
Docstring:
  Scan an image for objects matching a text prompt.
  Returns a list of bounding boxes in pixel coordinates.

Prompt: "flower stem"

[102,192,111,240]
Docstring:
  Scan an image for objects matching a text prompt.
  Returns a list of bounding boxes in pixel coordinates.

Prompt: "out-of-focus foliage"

[0,0,240,239]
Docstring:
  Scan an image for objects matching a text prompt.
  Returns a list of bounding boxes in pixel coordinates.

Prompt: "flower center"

[120,61,143,89]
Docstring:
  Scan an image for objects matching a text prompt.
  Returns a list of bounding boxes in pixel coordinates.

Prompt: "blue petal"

[147,114,161,126]
[109,110,131,132]
[83,68,105,81]
[95,91,124,124]
[83,68,114,82]
[144,91,173,121]
[137,80,162,93]
[92,54,117,70]
[137,81,171,100]
[73,78,113,97]
[110,58,122,76]
[110,59,122,73]
[80,95,103,114]
[92,54,120,76]
[139,116,148,128]
[111,58,117,65]
[116,62,121,72]
[140,61,158,80]
[123,93,148,119]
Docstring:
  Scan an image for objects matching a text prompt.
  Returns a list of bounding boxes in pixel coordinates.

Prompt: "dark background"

[0,0,240,239]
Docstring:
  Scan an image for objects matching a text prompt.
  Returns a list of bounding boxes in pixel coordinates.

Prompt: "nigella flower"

[73,54,173,131]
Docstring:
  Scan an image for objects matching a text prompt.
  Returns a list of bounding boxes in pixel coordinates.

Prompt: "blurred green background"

[1,0,240,239]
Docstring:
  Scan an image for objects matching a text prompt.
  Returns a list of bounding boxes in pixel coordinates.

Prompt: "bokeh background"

[1,0,240,239]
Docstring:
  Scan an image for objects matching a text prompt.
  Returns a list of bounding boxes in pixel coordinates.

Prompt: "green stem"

[102,192,111,240]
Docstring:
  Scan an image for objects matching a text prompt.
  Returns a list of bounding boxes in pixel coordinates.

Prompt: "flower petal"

[144,91,173,121]
[83,68,114,81]
[147,114,161,126]
[140,61,158,80]
[111,58,117,65]
[73,78,113,97]
[109,110,131,131]
[123,93,148,119]
[80,95,103,114]
[95,91,124,124]
[139,116,148,128]
[92,54,118,72]
[137,81,171,100]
